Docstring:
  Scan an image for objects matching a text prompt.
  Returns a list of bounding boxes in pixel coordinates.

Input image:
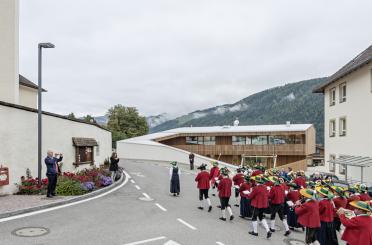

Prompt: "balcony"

[171,144,306,156]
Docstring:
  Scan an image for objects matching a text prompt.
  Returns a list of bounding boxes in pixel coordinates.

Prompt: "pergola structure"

[328,155,372,183]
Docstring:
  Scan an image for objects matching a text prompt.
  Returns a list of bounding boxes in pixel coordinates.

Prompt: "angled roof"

[314,45,372,93]
[19,74,47,92]
[72,137,98,147]
[120,124,313,144]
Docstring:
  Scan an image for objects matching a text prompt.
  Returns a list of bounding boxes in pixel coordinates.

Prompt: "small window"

[329,87,336,106]
[232,136,246,145]
[204,136,216,145]
[339,117,347,136]
[329,154,336,172]
[339,164,346,175]
[339,83,346,103]
[329,119,336,137]
[76,146,94,164]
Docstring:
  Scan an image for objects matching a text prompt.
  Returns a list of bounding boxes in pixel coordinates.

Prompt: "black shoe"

[198,207,204,210]
[234,204,239,207]
[219,217,226,221]
[46,195,53,198]
[270,228,276,232]
[239,215,245,219]
[177,193,180,196]
[216,205,221,208]
[230,215,234,221]
[301,227,305,232]
[173,193,176,196]
[208,206,212,212]
[267,231,272,239]
[248,231,258,236]
[289,227,295,231]
[284,231,291,236]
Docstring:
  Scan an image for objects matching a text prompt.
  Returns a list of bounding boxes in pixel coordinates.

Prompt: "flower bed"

[16,167,114,196]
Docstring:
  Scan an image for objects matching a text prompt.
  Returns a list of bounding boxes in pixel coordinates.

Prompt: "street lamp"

[38,42,55,185]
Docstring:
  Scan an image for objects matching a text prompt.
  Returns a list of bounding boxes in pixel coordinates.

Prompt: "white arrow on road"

[164,240,182,245]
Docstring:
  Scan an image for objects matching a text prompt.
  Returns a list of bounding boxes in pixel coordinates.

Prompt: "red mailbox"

[0,166,9,186]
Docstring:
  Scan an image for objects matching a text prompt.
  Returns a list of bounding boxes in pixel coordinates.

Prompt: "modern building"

[117,123,316,170]
[0,0,112,195]
[314,44,372,185]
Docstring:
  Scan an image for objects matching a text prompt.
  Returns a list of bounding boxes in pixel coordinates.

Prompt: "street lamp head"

[39,42,55,48]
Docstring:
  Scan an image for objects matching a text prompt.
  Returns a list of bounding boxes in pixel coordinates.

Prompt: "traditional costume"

[169,161,180,196]
[248,175,272,239]
[217,167,234,221]
[295,188,320,245]
[232,169,245,207]
[268,177,291,236]
[316,187,338,245]
[210,162,220,196]
[239,175,252,218]
[195,163,212,212]
[339,200,372,245]
[331,186,348,232]
[286,184,302,230]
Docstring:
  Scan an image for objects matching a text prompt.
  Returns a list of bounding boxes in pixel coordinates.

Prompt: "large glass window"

[204,136,216,145]
[251,136,268,145]
[232,136,246,145]
[186,136,198,145]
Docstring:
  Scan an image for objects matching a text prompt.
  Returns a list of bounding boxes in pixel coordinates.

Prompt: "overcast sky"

[19,0,372,117]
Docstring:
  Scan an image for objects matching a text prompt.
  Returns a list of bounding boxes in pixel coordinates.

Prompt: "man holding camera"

[45,150,63,198]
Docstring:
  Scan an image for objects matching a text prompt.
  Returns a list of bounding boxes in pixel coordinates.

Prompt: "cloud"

[18,0,372,117]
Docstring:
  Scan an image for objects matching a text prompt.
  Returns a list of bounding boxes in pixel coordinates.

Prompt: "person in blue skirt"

[169,161,181,196]
[239,175,252,218]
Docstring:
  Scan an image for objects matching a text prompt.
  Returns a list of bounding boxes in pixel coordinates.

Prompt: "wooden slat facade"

[156,126,316,167]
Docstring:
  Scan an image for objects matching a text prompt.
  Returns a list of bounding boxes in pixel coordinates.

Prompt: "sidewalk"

[0,195,74,215]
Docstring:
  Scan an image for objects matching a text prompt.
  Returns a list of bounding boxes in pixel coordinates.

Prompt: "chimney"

[286,121,291,127]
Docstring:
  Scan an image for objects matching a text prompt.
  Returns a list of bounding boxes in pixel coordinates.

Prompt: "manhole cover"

[12,227,49,237]
[283,238,305,245]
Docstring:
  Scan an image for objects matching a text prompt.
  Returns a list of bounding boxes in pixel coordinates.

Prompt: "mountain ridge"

[150,77,326,144]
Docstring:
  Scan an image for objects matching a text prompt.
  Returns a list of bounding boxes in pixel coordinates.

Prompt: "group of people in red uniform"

[194,162,372,245]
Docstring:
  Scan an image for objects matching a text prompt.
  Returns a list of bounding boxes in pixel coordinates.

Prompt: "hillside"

[150,78,326,144]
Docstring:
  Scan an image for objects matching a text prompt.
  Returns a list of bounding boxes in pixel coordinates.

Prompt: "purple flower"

[100,176,112,186]
[81,181,95,191]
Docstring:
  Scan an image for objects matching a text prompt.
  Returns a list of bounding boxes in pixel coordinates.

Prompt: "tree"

[106,105,149,147]
[83,114,96,123]
[67,112,76,119]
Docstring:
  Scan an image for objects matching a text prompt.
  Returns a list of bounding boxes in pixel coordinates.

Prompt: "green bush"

[56,176,86,196]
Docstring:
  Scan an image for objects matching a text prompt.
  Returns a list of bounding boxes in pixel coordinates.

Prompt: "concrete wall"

[324,63,372,185]
[0,105,112,195]
[117,141,238,172]
[19,86,37,108]
[0,0,19,104]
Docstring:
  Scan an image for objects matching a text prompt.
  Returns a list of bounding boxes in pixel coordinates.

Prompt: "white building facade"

[314,45,372,185]
[0,0,112,195]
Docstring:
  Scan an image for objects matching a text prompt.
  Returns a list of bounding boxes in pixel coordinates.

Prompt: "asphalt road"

[0,159,346,245]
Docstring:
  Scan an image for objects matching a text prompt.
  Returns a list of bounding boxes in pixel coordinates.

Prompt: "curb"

[0,170,126,220]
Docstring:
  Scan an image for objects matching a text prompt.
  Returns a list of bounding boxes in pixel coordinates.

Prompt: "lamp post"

[38,42,55,185]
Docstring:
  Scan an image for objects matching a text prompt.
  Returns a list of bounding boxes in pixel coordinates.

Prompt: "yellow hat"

[349,201,372,212]
[300,188,316,199]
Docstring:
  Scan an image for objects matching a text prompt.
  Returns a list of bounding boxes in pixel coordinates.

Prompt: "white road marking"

[123,236,166,245]
[177,218,197,230]
[155,203,167,212]
[134,185,141,190]
[142,193,151,199]
[216,242,225,245]
[164,240,182,245]
[0,170,130,223]
[130,179,135,184]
